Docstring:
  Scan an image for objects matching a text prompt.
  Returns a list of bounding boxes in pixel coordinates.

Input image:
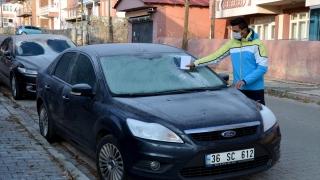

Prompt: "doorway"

[132,22,153,43]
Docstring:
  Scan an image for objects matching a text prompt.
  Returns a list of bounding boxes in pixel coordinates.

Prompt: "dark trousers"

[240,90,265,105]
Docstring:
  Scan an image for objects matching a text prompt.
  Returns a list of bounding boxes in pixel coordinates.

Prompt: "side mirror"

[4,50,11,57]
[71,83,95,97]
[218,73,229,82]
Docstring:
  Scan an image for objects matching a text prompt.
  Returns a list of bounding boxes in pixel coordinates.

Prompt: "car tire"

[39,103,58,143]
[11,75,22,100]
[21,32,27,35]
[96,135,127,180]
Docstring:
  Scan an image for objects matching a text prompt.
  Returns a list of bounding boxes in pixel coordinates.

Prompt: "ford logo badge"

[221,130,236,138]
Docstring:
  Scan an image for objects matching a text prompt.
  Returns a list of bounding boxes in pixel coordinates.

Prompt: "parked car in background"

[36,43,281,180]
[0,34,76,100]
[16,25,42,35]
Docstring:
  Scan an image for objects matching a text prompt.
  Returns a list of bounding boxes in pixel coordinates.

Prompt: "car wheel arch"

[36,98,44,115]
[95,129,111,146]
[94,117,125,145]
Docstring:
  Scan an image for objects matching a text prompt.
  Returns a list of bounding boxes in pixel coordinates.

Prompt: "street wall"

[0,27,15,35]
[158,37,320,84]
[0,16,128,46]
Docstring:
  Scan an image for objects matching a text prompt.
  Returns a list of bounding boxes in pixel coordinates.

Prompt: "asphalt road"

[0,84,319,180]
[0,35,9,43]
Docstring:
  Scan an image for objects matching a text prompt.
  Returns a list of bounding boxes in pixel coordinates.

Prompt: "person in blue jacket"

[186,17,268,105]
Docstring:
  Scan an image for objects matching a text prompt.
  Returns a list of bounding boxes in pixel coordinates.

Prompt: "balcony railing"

[38,5,59,16]
[16,7,32,17]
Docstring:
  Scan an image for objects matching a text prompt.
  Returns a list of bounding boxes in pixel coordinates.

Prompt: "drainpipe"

[1,0,3,27]
[59,0,61,29]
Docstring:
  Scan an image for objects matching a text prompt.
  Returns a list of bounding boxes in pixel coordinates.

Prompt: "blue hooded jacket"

[195,29,268,90]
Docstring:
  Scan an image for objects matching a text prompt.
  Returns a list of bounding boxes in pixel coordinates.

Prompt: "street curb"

[0,93,90,180]
[265,88,320,103]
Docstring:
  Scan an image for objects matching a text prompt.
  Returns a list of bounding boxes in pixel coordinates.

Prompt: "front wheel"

[21,32,27,35]
[11,75,22,100]
[96,135,127,180]
[39,103,58,143]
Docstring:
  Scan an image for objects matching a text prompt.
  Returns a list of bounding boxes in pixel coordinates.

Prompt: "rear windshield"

[15,38,76,56]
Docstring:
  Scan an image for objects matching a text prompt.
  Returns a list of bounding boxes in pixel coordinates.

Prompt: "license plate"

[205,148,254,166]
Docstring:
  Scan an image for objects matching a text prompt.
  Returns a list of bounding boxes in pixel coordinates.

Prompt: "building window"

[250,17,275,40]
[290,13,309,40]
[3,18,13,27]
[2,5,13,12]
[309,8,320,41]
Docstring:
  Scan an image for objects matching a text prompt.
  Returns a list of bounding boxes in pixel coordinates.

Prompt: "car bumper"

[16,73,37,94]
[117,123,281,180]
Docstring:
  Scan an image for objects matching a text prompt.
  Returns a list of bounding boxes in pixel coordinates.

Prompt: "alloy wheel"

[99,143,124,180]
[11,77,17,98]
[39,107,49,137]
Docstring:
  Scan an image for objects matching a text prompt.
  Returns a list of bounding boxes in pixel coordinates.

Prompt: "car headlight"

[126,118,184,143]
[17,67,38,75]
[260,105,277,132]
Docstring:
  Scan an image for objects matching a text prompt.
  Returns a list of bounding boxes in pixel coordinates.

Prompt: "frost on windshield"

[16,41,45,56]
[100,53,224,95]
[15,39,75,56]
[47,39,72,53]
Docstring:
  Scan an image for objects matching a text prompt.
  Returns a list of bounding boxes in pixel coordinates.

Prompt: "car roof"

[68,43,186,56]
[10,34,71,41]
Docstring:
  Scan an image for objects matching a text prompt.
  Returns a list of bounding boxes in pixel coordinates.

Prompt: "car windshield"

[99,52,226,96]
[15,38,75,56]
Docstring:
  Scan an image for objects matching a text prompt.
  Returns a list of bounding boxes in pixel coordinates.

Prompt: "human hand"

[185,61,195,67]
[234,81,245,90]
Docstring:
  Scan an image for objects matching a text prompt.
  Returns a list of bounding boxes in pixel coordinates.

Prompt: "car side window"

[25,26,31,29]
[0,39,10,53]
[7,39,13,53]
[54,52,76,82]
[70,54,96,91]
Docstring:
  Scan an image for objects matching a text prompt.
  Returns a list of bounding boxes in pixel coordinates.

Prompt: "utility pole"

[210,0,215,39]
[182,0,190,50]
[108,0,113,43]
[107,0,111,43]
[81,0,84,45]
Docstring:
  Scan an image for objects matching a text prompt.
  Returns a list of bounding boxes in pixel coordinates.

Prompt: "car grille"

[188,125,258,142]
[180,155,270,178]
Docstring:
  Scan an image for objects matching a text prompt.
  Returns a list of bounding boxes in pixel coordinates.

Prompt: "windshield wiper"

[113,86,226,97]
[113,89,194,97]
[184,85,226,92]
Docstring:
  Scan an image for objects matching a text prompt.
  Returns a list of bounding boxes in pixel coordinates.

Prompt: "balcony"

[254,0,305,5]
[16,7,32,17]
[38,5,59,18]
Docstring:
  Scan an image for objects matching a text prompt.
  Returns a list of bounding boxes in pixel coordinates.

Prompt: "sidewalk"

[215,69,320,105]
[0,92,89,180]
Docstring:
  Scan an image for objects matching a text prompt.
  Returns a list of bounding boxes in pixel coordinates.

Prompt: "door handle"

[62,95,69,101]
[45,85,50,90]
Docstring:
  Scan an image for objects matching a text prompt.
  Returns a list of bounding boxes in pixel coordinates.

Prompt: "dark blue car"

[36,43,281,180]
[0,34,76,100]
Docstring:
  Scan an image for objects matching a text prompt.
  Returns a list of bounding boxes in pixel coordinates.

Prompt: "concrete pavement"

[215,69,320,105]
[0,92,90,180]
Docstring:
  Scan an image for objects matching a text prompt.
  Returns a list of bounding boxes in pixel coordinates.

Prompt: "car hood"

[16,54,58,70]
[113,88,262,131]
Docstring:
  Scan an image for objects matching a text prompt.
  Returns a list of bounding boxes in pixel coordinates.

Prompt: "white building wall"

[278,14,284,39]
[306,0,320,7]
